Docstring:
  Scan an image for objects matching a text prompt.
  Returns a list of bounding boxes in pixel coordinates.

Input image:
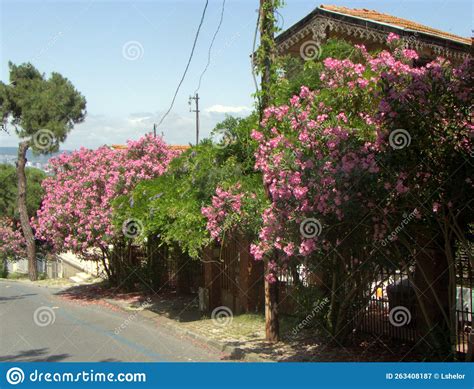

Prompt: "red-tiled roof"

[110,144,190,151]
[320,5,471,45]
[169,145,191,152]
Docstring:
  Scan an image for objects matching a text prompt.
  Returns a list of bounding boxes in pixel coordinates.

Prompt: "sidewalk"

[104,296,267,362]
[102,292,421,362]
[53,283,422,362]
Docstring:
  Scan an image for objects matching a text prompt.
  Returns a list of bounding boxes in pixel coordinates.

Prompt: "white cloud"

[205,104,251,114]
[127,112,153,125]
[0,109,226,151]
[60,110,222,149]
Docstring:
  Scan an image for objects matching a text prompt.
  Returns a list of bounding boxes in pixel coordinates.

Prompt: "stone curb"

[0,277,76,289]
[104,298,271,363]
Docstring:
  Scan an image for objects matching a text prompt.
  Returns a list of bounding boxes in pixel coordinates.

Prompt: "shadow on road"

[54,282,140,302]
[54,283,201,322]
[0,348,70,362]
[0,293,38,303]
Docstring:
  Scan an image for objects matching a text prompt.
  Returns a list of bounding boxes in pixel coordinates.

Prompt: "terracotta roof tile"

[110,144,190,151]
[169,145,191,151]
[321,5,470,45]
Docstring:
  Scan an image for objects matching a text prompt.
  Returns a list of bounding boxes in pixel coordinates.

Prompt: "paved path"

[0,280,226,362]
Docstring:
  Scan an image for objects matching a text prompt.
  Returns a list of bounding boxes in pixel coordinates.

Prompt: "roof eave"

[276,6,470,51]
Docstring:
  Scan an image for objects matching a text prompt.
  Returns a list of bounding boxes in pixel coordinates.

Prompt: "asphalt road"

[0,279,226,362]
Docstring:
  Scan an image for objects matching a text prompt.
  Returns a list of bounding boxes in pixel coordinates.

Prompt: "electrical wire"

[275,9,284,30]
[156,0,209,128]
[251,8,261,108]
[194,0,226,94]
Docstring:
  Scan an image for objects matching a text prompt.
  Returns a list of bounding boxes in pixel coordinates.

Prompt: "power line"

[194,0,226,94]
[275,9,284,30]
[251,8,261,109]
[156,0,209,129]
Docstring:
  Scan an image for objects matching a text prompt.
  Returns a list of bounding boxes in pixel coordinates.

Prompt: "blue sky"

[0,0,472,150]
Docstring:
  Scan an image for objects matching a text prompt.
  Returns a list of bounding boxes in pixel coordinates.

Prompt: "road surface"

[0,279,226,362]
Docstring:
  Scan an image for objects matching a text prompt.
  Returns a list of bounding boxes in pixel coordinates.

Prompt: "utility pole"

[189,93,200,145]
[259,0,279,342]
[259,0,274,113]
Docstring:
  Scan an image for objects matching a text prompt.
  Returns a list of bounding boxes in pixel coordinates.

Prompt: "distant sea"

[0,147,68,164]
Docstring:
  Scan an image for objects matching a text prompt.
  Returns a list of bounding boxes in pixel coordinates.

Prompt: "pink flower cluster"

[0,219,26,260]
[201,185,243,240]
[34,134,176,256]
[244,36,472,279]
[250,84,382,264]
[386,32,400,44]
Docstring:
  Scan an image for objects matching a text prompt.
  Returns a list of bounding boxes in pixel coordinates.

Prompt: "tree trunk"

[265,267,279,342]
[290,262,301,288]
[414,234,451,356]
[259,0,275,112]
[100,248,111,280]
[1,257,8,278]
[17,141,37,281]
[260,0,279,343]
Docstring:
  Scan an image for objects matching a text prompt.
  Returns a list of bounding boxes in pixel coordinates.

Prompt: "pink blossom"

[201,184,246,242]
[251,130,264,142]
[387,33,400,43]
[265,273,277,283]
[283,243,295,257]
[34,134,175,256]
[299,239,316,256]
[402,49,419,60]
[250,244,264,261]
[0,219,26,259]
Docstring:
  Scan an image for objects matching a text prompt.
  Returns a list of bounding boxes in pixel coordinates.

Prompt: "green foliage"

[4,271,29,280]
[0,62,86,154]
[0,163,46,220]
[113,113,263,258]
[214,175,269,240]
[253,0,286,113]
[0,262,7,278]
[113,38,359,261]
[292,284,330,330]
[273,38,356,105]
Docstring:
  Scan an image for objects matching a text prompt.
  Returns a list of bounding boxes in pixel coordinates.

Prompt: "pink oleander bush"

[34,134,176,277]
[202,178,269,243]
[202,185,244,240]
[0,219,26,261]
[249,34,472,272]
[202,35,472,340]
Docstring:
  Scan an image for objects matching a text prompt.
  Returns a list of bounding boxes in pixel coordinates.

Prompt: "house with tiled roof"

[110,144,190,152]
[168,145,191,152]
[276,4,471,63]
